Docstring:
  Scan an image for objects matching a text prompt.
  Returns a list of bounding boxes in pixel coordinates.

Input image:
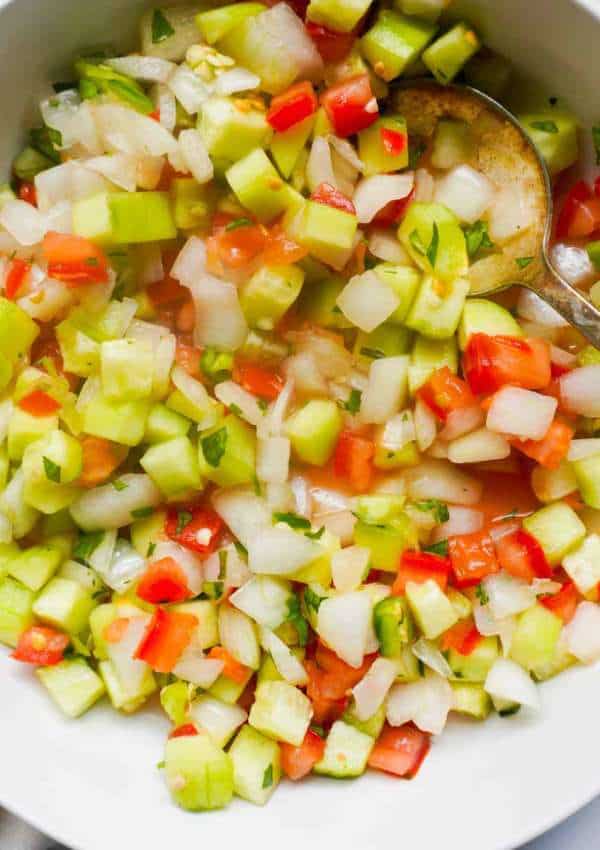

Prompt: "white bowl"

[1,1,600,848]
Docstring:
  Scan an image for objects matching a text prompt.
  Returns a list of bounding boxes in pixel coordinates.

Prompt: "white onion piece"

[107,55,176,83]
[568,439,600,462]
[259,626,308,685]
[331,546,370,592]
[562,534,600,594]
[551,243,593,285]
[352,657,398,721]
[218,603,260,669]
[353,174,414,224]
[107,615,152,694]
[448,427,511,464]
[406,459,482,506]
[360,358,409,424]
[560,365,600,417]
[265,482,295,512]
[0,200,46,246]
[173,649,224,688]
[283,352,327,396]
[256,436,290,485]
[258,377,294,438]
[337,270,400,332]
[136,244,164,286]
[85,154,138,192]
[87,529,117,578]
[434,165,495,224]
[17,277,74,322]
[101,539,147,593]
[212,488,272,547]
[432,506,484,541]
[414,398,438,452]
[328,135,364,172]
[531,578,562,596]
[438,405,484,442]
[248,525,322,575]
[150,541,203,596]
[487,184,534,243]
[306,136,337,193]
[189,695,247,747]
[213,67,261,96]
[215,380,265,427]
[368,229,411,264]
[70,474,161,532]
[412,638,452,678]
[311,487,351,514]
[387,673,453,735]
[486,387,557,440]
[484,658,540,710]
[379,410,416,452]
[220,544,251,589]
[230,576,291,629]
[34,161,109,213]
[153,83,177,132]
[516,289,568,327]
[291,330,353,380]
[289,475,311,518]
[171,235,206,285]
[178,129,214,184]
[414,167,435,202]
[483,572,536,619]
[41,91,101,153]
[473,603,516,655]
[168,64,211,113]
[43,201,73,235]
[316,510,356,545]
[94,104,178,156]
[317,591,371,668]
[564,602,600,663]
[185,273,248,351]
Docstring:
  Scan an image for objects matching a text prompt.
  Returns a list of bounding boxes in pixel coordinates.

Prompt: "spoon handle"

[531,264,600,348]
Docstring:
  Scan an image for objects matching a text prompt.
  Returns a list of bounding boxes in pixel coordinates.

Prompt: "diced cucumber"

[518,111,579,176]
[37,658,105,718]
[226,149,290,223]
[200,415,256,487]
[270,115,315,179]
[573,454,600,509]
[422,22,480,84]
[164,734,234,811]
[307,0,373,33]
[314,720,374,778]
[196,3,266,44]
[509,604,562,671]
[160,681,193,725]
[8,545,63,592]
[130,510,167,559]
[22,430,83,514]
[405,275,470,340]
[298,275,352,329]
[73,191,177,244]
[406,579,458,639]
[7,408,58,463]
[99,659,156,713]
[458,298,522,350]
[209,668,254,704]
[0,469,40,540]
[354,324,413,366]
[58,560,103,596]
[229,725,281,805]
[293,200,358,270]
[0,298,39,365]
[285,400,342,467]
[240,264,304,331]
[354,514,418,572]
[361,10,437,82]
[100,339,154,402]
[170,177,218,231]
[358,116,409,175]
[355,494,406,525]
[82,393,151,447]
[408,334,458,394]
[172,600,219,650]
[33,577,96,634]
[398,202,468,283]
[141,436,203,499]
[189,694,247,748]
[375,264,421,324]
[530,635,576,682]
[522,502,586,566]
[291,528,338,585]
[0,543,19,581]
[249,681,312,746]
[342,700,386,739]
[0,576,35,647]
[200,97,272,165]
[448,635,499,682]
[562,534,600,594]
[145,404,191,444]
[451,682,491,719]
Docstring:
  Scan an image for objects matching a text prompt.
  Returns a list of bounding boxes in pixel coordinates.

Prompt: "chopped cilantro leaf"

[339,388,362,415]
[73,531,104,563]
[151,8,175,43]
[43,456,61,483]
[202,427,228,468]
[225,217,253,232]
[530,120,558,133]
[475,583,489,605]
[176,510,193,535]
[464,220,495,258]
[515,256,534,269]
[423,539,449,557]
[273,512,311,530]
[304,586,324,614]
[409,229,427,256]
[228,403,242,417]
[305,526,325,541]
[426,221,439,268]
[286,594,308,647]
[234,540,248,559]
[262,763,274,789]
[218,549,227,580]
[147,542,156,558]
[360,347,385,360]
[412,499,449,524]
[112,479,128,492]
[131,506,154,519]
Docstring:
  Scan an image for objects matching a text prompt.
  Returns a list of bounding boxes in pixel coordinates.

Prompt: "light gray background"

[3,798,600,849]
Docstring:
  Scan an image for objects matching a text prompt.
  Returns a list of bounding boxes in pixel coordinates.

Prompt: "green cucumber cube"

[354,324,413,366]
[358,116,409,175]
[89,603,119,661]
[293,200,358,270]
[56,320,100,377]
[141,436,203,499]
[249,681,312,746]
[270,115,315,179]
[8,545,63,592]
[101,339,155,402]
[522,502,586,566]
[209,668,254,704]
[0,298,39,365]
[14,147,54,180]
[0,576,35,647]
[354,514,418,571]
[374,436,420,470]
[285,400,343,466]
[200,414,256,487]
[422,22,481,84]
[448,635,499,682]
[58,560,104,596]
[0,354,13,394]
[342,700,386,739]
[406,578,458,639]
[374,264,421,323]
[145,403,191,444]
[518,111,579,176]
[196,3,266,44]
[229,725,281,805]
[0,543,19,581]
[307,0,373,33]
[240,264,304,331]
[562,534,600,594]
[431,119,475,170]
[451,682,492,719]
[200,97,272,165]
[408,334,458,394]
[8,408,59,462]
[458,298,522,349]
[509,604,562,671]
[73,192,177,245]
[314,720,373,777]
[164,734,234,811]
[130,510,167,559]
[22,430,83,514]
[72,193,113,244]
[226,149,291,223]
[0,470,40,540]
[160,680,192,725]
[99,659,156,714]
[398,202,469,282]
[405,275,470,340]
[37,658,105,718]
[573,454,600,509]
[172,599,219,650]
[361,10,437,82]
[170,177,218,230]
[82,393,150,447]
[33,577,96,634]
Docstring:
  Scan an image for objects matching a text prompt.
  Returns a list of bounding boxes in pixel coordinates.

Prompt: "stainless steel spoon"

[392,80,600,347]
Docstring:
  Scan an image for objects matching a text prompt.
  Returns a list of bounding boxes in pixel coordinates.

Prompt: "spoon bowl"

[392,80,600,346]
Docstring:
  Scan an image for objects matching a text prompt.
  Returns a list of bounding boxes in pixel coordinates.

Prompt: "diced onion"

[331,545,370,592]
[101,538,147,593]
[215,380,265,427]
[213,67,261,96]
[152,83,177,132]
[171,365,218,431]
[94,104,178,156]
[315,510,356,545]
[0,200,47,246]
[387,673,453,735]
[317,591,372,668]
[188,696,247,746]
[185,273,248,351]
[167,64,211,114]
[432,506,484,541]
[70,474,161,531]
[106,615,152,693]
[447,427,511,464]
[212,487,272,546]
[352,657,398,721]
[483,572,536,619]
[564,601,600,663]
[256,436,291,484]
[306,136,337,193]
[337,270,400,332]
[107,55,176,83]
[368,229,412,264]
[230,576,291,629]
[41,91,102,154]
[406,459,482,506]
[34,161,109,213]
[568,439,600,462]
[172,649,224,688]
[360,358,409,424]
[178,129,214,184]
[487,184,534,244]
[248,525,321,575]
[560,365,600,417]
[218,603,260,669]
[414,168,435,202]
[170,236,206,286]
[353,174,414,224]
[438,405,484,442]
[258,377,294,438]
[484,658,540,710]
[259,626,308,685]
[486,387,557,440]
[283,352,327,396]
[412,637,453,677]
[434,165,495,224]
[290,330,353,381]
[516,289,568,328]
[84,154,138,192]
[379,410,416,451]
[551,244,593,285]
[328,135,364,173]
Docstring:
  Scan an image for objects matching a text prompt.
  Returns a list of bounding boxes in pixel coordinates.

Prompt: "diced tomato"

[135,607,198,673]
[43,231,110,286]
[262,222,308,265]
[556,181,591,238]
[311,182,357,215]
[392,550,451,595]
[305,661,349,726]
[563,491,586,512]
[368,723,430,779]
[463,334,551,395]
[321,75,378,138]
[373,187,415,226]
[512,420,574,470]
[448,531,500,588]
[208,645,251,684]
[18,389,61,417]
[280,729,326,780]
[417,366,476,421]
[147,275,188,307]
[550,361,572,379]
[333,430,375,493]
[210,219,268,269]
[11,626,70,666]
[175,342,203,379]
[165,506,224,555]
[233,361,284,401]
[477,470,539,527]
[380,127,407,156]
[306,21,356,63]
[79,436,127,488]
[440,618,482,655]
[540,581,578,624]
[103,617,131,644]
[4,258,31,300]
[169,723,199,739]
[267,81,317,132]
[149,109,161,122]
[157,159,187,191]
[18,182,37,206]
[556,180,600,239]
[137,557,192,605]
[313,643,374,699]
[494,528,552,582]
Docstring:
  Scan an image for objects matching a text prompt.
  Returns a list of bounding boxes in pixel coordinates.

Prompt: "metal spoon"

[392,80,600,347]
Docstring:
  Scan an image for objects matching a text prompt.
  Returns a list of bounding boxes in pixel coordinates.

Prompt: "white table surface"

[3,796,600,849]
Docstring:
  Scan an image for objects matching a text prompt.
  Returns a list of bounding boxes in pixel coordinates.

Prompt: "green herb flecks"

[131,506,154,520]
[147,542,156,558]
[409,229,427,256]
[262,763,274,789]
[339,388,362,415]
[464,220,495,258]
[225,217,253,232]
[151,8,175,43]
[73,531,104,564]
[304,586,324,615]
[202,427,228,468]
[286,594,309,647]
[176,510,193,536]
[426,221,439,268]
[112,479,128,492]
[360,347,385,360]
[273,512,311,530]
[530,120,558,134]
[43,456,61,483]
[515,256,534,269]
[475,583,489,605]
[412,499,450,524]
[423,539,449,557]
[305,526,325,541]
